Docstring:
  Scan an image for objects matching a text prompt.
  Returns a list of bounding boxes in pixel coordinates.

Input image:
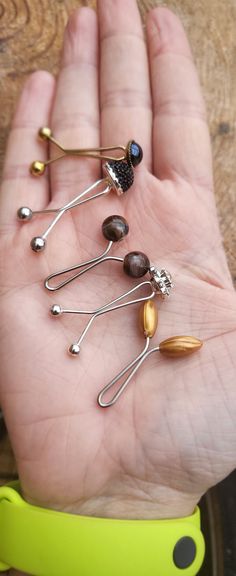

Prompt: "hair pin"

[30,127,143,176]
[98,299,203,407]
[49,229,173,354]
[45,214,129,291]
[44,216,173,295]
[18,159,138,253]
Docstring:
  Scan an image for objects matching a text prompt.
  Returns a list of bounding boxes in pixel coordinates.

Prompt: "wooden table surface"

[0,2,235,571]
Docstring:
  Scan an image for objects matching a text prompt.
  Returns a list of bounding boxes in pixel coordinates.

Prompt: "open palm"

[1,0,236,527]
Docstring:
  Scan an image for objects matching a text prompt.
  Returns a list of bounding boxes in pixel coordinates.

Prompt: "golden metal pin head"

[30,160,45,176]
[139,299,158,338]
[159,335,203,358]
[38,127,52,140]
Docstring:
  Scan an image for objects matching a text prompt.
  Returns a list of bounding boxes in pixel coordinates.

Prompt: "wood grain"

[0,0,235,495]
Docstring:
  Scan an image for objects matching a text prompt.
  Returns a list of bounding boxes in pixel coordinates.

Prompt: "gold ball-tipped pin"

[29,127,143,176]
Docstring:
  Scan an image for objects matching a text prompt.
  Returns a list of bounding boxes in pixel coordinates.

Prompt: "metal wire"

[41,180,110,241]
[65,281,155,351]
[43,136,127,166]
[98,344,160,407]
[45,241,114,291]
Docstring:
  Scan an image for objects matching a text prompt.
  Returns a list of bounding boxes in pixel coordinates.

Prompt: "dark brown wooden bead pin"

[45,215,129,291]
[48,219,173,355]
[123,252,150,277]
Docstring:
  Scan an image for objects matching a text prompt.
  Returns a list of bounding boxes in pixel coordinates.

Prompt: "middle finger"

[98,0,152,171]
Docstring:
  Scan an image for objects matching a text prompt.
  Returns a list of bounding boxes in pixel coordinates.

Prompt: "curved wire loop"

[45,241,114,291]
[98,344,160,407]
[98,338,150,407]
[42,136,127,168]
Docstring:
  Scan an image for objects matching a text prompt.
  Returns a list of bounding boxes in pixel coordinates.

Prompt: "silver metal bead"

[69,343,80,355]
[30,236,46,252]
[17,207,33,221]
[149,267,173,297]
[50,304,62,316]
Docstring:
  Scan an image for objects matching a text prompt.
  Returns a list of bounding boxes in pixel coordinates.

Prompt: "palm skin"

[0,0,236,544]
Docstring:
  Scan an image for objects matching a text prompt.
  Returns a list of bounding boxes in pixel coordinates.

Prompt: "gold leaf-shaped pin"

[139,300,158,338]
[159,335,203,357]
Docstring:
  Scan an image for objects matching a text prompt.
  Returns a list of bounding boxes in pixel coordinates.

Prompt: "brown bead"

[159,336,203,358]
[139,300,158,338]
[123,251,150,278]
[102,215,129,242]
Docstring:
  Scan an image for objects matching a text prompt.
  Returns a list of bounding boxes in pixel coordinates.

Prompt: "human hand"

[0,0,236,531]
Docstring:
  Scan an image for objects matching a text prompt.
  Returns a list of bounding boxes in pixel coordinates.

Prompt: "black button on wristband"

[173,536,197,568]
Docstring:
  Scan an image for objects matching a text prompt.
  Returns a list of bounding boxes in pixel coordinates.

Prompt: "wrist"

[27,485,201,520]
[66,494,199,520]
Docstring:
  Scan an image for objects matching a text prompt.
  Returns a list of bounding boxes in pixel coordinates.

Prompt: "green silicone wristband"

[0,482,205,576]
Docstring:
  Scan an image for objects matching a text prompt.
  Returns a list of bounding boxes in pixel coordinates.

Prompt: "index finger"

[0,71,55,228]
